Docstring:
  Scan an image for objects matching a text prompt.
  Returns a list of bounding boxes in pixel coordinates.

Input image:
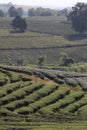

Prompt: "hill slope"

[0,66,87,118]
[0,66,87,129]
[0,16,87,65]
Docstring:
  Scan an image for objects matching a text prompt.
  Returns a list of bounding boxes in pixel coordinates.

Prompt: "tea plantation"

[0,66,87,129]
[1,15,87,130]
[1,16,87,65]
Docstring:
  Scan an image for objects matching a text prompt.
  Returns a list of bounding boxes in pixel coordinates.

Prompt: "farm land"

[1,16,87,65]
[0,16,87,129]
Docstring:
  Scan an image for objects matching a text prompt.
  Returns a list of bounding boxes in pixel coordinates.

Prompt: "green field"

[1,121,87,130]
[0,16,87,65]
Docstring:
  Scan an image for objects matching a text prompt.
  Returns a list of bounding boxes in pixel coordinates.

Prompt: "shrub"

[65,78,78,87]
[6,100,29,111]
[77,78,87,91]
[16,107,30,115]
[0,79,7,86]
[11,16,27,32]
[42,71,57,80]
[0,108,11,116]
[56,73,65,79]
[54,78,64,84]
[0,82,21,98]
[77,105,87,118]
[0,81,31,99]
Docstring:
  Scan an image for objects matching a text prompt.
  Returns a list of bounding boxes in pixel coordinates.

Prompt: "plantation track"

[0,43,87,50]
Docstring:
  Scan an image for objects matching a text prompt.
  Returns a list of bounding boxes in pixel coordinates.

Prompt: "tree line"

[68,2,87,34]
[0,6,24,17]
[0,6,69,17]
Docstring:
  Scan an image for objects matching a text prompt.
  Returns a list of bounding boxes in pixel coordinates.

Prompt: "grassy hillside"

[0,16,87,65]
[0,67,87,129]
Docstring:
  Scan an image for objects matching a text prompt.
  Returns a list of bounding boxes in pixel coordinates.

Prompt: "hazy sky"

[0,0,87,7]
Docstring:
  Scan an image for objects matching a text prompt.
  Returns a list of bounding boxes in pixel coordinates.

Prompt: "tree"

[8,6,19,17]
[38,56,45,67]
[28,7,57,17]
[68,2,87,33]
[60,52,74,66]
[59,8,69,16]
[17,7,24,16]
[41,11,51,16]
[11,16,27,32]
[0,10,4,17]
[28,8,35,16]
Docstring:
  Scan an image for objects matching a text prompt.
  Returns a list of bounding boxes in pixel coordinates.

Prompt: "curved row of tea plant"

[0,67,87,121]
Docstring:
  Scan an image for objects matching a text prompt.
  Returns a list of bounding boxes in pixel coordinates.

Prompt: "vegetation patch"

[0,64,87,129]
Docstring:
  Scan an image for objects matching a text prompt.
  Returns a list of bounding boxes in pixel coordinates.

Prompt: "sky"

[0,0,87,8]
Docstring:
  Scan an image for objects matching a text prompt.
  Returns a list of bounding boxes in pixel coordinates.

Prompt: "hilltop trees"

[8,6,18,17]
[28,8,35,16]
[28,7,57,16]
[11,16,27,32]
[0,10,5,17]
[17,7,24,16]
[68,2,87,33]
[8,6,24,17]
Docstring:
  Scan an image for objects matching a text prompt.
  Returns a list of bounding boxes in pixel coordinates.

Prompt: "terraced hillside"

[0,66,87,119]
[0,66,87,127]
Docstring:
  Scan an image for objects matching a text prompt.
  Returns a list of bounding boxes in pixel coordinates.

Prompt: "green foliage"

[40,91,84,115]
[17,7,24,16]
[5,84,57,111]
[11,16,27,32]
[16,87,69,114]
[0,10,4,17]
[0,79,7,86]
[0,72,8,85]
[0,16,87,64]
[28,8,36,16]
[0,108,11,116]
[8,6,19,17]
[61,96,87,114]
[0,82,42,106]
[54,78,64,84]
[60,52,74,66]
[77,105,87,118]
[68,2,87,33]
[65,78,78,87]
[0,81,24,98]
[0,121,87,130]
[7,71,21,83]
[28,7,57,16]
[0,67,87,127]
[8,6,24,17]
[38,55,46,67]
